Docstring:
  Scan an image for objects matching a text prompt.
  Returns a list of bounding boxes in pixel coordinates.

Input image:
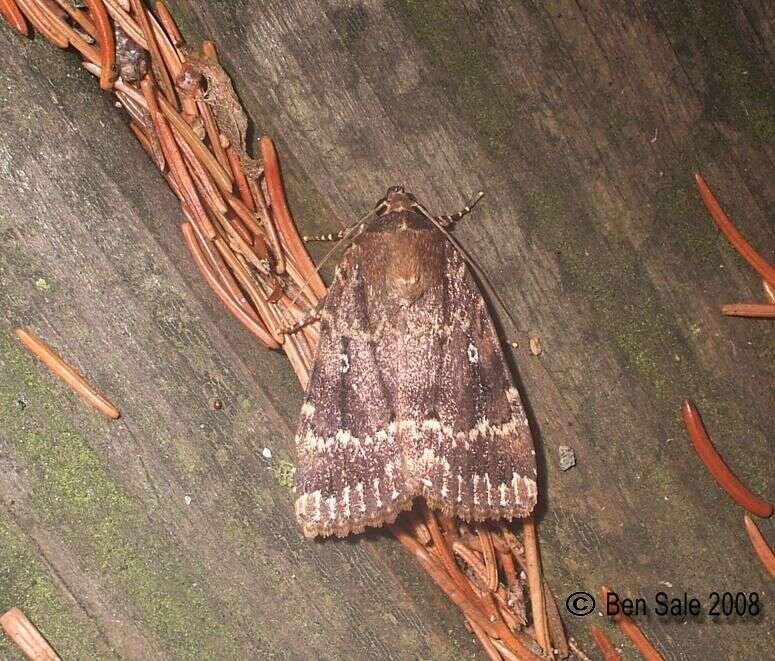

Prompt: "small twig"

[21,0,102,60]
[127,118,158,163]
[721,303,775,318]
[111,74,146,106]
[424,505,477,599]
[681,400,773,518]
[601,586,663,660]
[522,517,550,656]
[743,514,775,579]
[216,212,269,274]
[15,328,120,419]
[694,172,775,287]
[0,608,61,661]
[196,89,230,171]
[589,624,621,661]
[260,285,311,387]
[421,508,529,658]
[222,211,254,246]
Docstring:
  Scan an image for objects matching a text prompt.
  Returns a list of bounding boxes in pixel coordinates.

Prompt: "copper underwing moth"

[294,186,537,538]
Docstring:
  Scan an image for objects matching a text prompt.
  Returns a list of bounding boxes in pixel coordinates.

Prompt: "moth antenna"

[416,199,522,336]
[436,191,485,227]
[288,209,376,309]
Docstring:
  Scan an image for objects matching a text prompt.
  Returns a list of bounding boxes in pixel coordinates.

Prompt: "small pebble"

[210,398,223,410]
[529,336,542,356]
[262,447,272,460]
[558,445,576,471]
[184,495,192,506]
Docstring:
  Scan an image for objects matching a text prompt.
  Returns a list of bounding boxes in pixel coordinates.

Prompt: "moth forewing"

[294,189,537,538]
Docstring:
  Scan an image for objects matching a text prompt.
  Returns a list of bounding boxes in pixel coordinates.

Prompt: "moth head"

[376,186,418,216]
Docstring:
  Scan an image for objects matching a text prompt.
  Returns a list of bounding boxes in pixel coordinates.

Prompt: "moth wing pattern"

[294,201,537,539]
[294,251,413,538]
[400,243,537,521]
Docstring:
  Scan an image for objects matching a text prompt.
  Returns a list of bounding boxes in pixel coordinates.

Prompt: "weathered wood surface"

[1,1,773,659]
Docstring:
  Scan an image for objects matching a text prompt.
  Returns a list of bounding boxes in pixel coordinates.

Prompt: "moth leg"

[434,191,485,227]
[302,228,348,242]
[280,297,326,335]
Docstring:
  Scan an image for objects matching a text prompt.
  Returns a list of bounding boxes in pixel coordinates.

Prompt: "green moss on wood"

[0,514,111,660]
[0,332,241,659]
[267,459,296,491]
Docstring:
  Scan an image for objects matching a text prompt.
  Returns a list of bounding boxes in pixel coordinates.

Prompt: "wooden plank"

[1,1,774,657]
[0,25,473,660]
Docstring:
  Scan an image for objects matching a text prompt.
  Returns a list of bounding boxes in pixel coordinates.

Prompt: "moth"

[294,186,537,538]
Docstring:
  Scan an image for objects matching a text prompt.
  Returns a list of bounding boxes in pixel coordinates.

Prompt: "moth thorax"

[386,248,425,303]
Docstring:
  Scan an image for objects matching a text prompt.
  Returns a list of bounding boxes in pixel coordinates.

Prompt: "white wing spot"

[339,353,350,373]
[467,342,479,364]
